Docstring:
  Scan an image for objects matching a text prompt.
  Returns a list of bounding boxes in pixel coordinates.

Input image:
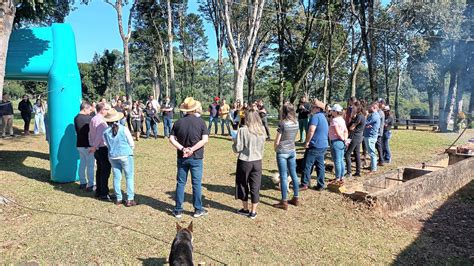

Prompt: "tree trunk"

[394,54,401,119]
[438,74,447,130]
[453,71,465,132]
[428,89,434,119]
[123,40,132,98]
[359,0,377,100]
[384,37,390,105]
[152,61,161,101]
[441,69,457,132]
[179,6,188,89]
[0,3,16,100]
[217,35,223,98]
[167,0,176,103]
[234,67,245,102]
[351,54,362,97]
[326,2,333,103]
[323,53,329,103]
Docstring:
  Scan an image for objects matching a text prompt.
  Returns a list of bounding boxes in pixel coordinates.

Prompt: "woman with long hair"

[18,94,33,135]
[328,104,348,184]
[130,101,143,141]
[232,109,266,219]
[144,101,158,139]
[273,103,300,210]
[239,102,248,127]
[33,98,46,135]
[103,109,137,207]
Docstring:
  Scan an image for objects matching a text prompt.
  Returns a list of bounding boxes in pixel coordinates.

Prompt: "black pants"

[21,112,31,133]
[262,117,270,139]
[94,147,111,197]
[235,159,262,204]
[376,136,384,164]
[345,138,362,175]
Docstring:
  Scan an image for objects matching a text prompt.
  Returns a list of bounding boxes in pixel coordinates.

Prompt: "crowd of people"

[70,93,393,220]
[0,94,47,137]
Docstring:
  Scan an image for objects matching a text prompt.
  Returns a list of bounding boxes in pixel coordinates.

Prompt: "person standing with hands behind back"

[169,97,209,219]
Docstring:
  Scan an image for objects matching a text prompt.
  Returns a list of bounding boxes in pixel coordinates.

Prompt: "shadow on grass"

[138,257,168,265]
[394,180,474,265]
[164,190,236,214]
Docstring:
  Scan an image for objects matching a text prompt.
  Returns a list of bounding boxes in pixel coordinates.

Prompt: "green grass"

[0,117,472,264]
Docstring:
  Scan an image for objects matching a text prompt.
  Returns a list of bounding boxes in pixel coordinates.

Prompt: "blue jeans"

[383,131,392,162]
[364,137,378,171]
[145,117,158,138]
[298,118,308,141]
[208,116,219,134]
[221,117,231,135]
[77,147,95,187]
[302,147,327,188]
[110,156,135,201]
[331,140,345,179]
[175,158,204,212]
[164,117,172,137]
[277,151,299,200]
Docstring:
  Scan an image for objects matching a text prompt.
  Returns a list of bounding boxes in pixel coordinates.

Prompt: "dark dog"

[169,222,194,266]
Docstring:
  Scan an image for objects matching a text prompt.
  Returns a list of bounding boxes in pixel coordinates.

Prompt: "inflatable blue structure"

[5,23,81,183]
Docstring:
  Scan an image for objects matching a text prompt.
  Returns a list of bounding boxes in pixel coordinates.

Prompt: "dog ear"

[176,222,182,231]
[187,221,193,233]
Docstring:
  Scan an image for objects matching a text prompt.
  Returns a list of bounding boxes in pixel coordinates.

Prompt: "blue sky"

[66,1,389,63]
[65,1,216,63]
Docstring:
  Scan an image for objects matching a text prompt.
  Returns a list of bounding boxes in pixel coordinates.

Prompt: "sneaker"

[237,208,250,216]
[353,173,361,177]
[115,200,123,206]
[248,212,257,219]
[173,211,183,219]
[85,186,95,192]
[79,184,87,190]
[193,209,208,218]
[344,173,352,178]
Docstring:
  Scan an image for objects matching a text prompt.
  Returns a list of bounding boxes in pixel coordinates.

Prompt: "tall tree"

[199,0,225,97]
[218,0,265,102]
[104,0,136,99]
[166,0,177,104]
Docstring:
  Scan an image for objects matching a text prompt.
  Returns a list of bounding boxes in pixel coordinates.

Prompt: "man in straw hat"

[169,97,209,218]
[89,102,114,201]
[301,98,329,191]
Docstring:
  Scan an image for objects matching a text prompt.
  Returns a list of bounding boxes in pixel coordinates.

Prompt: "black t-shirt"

[296,102,311,119]
[349,114,366,140]
[74,113,92,147]
[171,115,209,159]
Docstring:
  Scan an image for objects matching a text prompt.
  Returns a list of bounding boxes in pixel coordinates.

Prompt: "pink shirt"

[88,114,108,148]
[329,116,348,141]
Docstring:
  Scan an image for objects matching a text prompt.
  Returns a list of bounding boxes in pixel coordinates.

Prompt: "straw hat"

[180,97,202,112]
[311,98,326,110]
[104,108,124,123]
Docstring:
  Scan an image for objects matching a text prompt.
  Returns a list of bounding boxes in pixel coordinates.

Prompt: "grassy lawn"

[0,117,472,264]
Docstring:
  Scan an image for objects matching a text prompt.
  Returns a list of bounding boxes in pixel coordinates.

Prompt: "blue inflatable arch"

[5,23,81,183]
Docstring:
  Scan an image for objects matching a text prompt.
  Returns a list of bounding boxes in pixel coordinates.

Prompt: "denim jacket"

[104,124,134,159]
